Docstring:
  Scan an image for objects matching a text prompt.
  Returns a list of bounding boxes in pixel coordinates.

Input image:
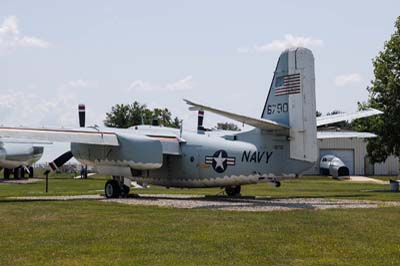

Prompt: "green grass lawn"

[0,201,400,266]
[0,175,400,265]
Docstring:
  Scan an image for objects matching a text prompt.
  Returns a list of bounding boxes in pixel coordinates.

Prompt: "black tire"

[29,167,34,178]
[122,185,130,197]
[225,186,241,197]
[4,168,10,179]
[105,180,120,198]
[13,168,21,179]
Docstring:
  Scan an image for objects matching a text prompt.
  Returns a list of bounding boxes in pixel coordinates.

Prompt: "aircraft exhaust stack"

[78,104,85,128]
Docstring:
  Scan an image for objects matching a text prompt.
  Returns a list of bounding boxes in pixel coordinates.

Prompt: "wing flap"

[184,99,289,131]
[317,108,382,127]
[0,127,119,146]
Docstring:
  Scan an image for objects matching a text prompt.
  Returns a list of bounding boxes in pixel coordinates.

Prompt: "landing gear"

[122,185,130,196]
[225,186,241,197]
[13,167,22,179]
[104,177,131,198]
[29,167,34,178]
[274,181,281,187]
[105,180,120,198]
[3,168,10,179]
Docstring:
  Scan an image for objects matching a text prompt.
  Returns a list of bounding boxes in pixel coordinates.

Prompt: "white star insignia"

[213,151,227,171]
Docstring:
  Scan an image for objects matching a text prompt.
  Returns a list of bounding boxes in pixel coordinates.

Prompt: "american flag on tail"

[274,73,301,96]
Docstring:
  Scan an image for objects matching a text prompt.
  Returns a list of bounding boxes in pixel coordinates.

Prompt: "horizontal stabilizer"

[0,127,119,146]
[184,99,289,131]
[317,108,382,127]
[317,131,377,139]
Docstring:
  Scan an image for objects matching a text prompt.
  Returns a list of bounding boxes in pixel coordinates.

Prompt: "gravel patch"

[9,194,400,212]
[104,194,400,212]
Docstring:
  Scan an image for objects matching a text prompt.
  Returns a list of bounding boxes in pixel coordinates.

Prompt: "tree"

[352,17,400,163]
[215,122,241,131]
[104,101,181,128]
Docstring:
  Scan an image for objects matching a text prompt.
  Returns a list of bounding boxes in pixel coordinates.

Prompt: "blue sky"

[0,0,399,161]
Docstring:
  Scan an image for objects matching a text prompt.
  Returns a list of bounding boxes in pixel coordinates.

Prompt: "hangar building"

[305,131,399,176]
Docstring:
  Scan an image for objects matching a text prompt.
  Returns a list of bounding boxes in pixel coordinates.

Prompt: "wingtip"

[183,99,197,106]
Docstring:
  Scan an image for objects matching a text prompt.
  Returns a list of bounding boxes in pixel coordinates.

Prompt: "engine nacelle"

[320,155,349,179]
[71,133,163,170]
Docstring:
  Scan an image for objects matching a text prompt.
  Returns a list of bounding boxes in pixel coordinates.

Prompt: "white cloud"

[64,80,98,89]
[238,34,323,53]
[0,80,99,128]
[0,16,50,53]
[128,76,193,92]
[334,73,363,87]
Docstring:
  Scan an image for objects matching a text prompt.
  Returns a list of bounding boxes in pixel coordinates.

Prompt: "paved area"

[0,178,42,185]
[9,194,400,212]
[348,176,389,184]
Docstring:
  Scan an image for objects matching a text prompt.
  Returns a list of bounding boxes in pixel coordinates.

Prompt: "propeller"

[197,110,205,134]
[49,151,73,171]
[78,104,85,128]
[48,104,84,171]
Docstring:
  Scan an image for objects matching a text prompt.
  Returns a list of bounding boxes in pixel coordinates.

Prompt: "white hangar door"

[320,149,355,175]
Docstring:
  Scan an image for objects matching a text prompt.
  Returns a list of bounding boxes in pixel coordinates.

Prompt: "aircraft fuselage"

[71,126,313,188]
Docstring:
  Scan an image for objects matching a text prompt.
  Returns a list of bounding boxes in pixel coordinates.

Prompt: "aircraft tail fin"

[262,48,317,163]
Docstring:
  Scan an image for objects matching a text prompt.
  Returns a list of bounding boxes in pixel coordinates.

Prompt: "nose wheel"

[225,186,241,197]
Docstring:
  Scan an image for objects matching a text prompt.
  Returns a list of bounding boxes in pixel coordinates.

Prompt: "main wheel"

[105,180,120,198]
[29,167,34,178]
[13,167,21,179]
[122,185,130,197]
[4,168,10,179]
[225,186,241,197]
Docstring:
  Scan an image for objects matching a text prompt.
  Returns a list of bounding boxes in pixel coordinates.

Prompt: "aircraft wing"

[317,131,377,139]
[316,108,382,127]
[184,99,289,131]
[0,127,119,146]
[0,138,53,145]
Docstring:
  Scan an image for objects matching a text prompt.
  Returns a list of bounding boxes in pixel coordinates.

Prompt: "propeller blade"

[197,110,205,134]
[78,104,85,127]
[49,151,73,171]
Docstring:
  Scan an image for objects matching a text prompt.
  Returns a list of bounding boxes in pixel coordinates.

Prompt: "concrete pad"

[348,176,388,184]
[0,178,42,185]
[8,194,400,212]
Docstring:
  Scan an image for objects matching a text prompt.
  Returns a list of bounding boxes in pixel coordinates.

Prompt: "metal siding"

[303,137,400,176]
[374,156,399,176]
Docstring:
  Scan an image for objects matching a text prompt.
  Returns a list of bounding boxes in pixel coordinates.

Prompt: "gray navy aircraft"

[0,139,46,179]
[0,47,381,196]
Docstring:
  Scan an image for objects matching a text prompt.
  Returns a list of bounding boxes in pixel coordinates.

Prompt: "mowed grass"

[0,200,400,266]
[0,176,400,265]
[1,175,400,201]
